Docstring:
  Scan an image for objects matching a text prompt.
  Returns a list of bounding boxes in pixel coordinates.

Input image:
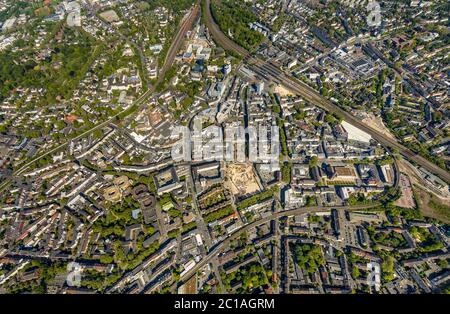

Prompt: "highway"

[203,0,450,184]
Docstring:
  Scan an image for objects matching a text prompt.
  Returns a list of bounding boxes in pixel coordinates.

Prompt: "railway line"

[177,204,382,286]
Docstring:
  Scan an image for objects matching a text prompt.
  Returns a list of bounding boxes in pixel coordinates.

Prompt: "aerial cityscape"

[0,0,449,296]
